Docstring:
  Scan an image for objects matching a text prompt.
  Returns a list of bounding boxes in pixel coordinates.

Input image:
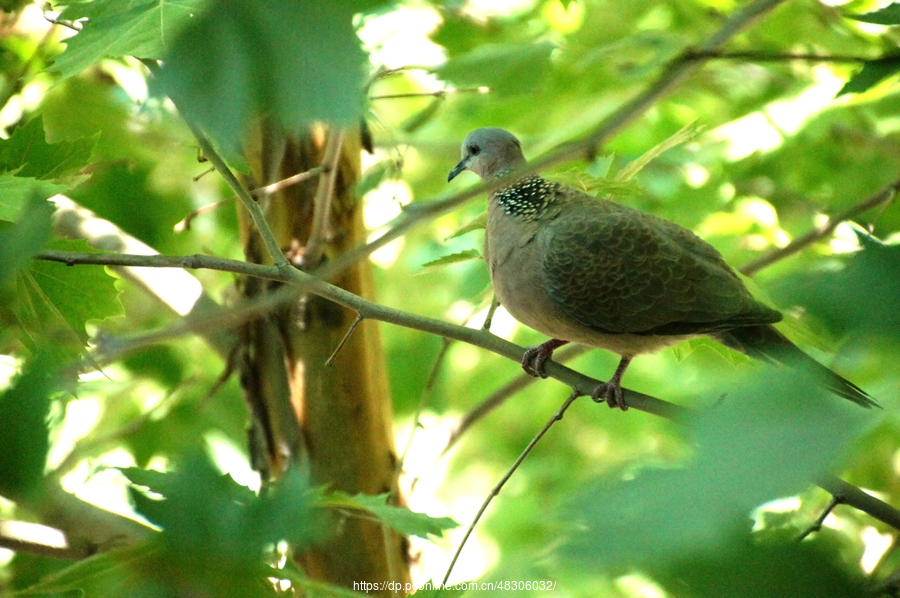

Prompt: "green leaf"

[421,249,482,269]
[49,0,209,80]
[14,238,122,357]
[0,196,53,286]
[836,56,900,96]
[324,491,458,539]
[0,353,62,498]
[657,532,866,597]
[615,119,703,181]
[445,212,487,240]
[561,369,867,569]
[0,116,97,180]
[848,3,900,25]
[159,0,368,151]
[0,176,69,222]
[436,42,555,95]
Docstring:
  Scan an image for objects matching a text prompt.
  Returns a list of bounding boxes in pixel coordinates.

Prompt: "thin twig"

[141,59,289,270]
[305,129,346,268]
[325,313,364,366]
[369,87,489,101]
[684,50,873,63]
[797,495,842,541]
[740,179,900,276]
[482,297,501,332]
[174,198,234,232]
[253,165,326,197]
[441,390,581,585]
[176,167,327,232]
[0,527,93,561]
[192,166,215,181]
[816,474,900,531]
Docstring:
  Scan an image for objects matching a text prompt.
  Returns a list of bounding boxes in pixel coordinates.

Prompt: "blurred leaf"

[561,369,867,569]
[553,169,642,197]
[122,456,321,558]
[669,337,751,365]
[0,196,53,286]
[0,353,61,498]
[0,116,97,180]
[323,491,458,539]
[159,0,368,151]
[355,159,394,197]
[436,42,555,95]
[772,230,900,340]
[401,96,444,133]
[836,57,900,96]
[421,249,482,269]
[445,212,487,240]
[847,3,900,25]
[654,529,867,598]
[0,176,69,222]
[50,0,209,80]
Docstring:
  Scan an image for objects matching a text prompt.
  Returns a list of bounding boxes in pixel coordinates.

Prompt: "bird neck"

[492,172,558,221]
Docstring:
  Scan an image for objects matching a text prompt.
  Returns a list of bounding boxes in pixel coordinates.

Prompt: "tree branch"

[684,50,873,63]
[740,178,900,276]
[36,247,680,418]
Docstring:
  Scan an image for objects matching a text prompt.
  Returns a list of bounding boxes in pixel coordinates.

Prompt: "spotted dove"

[447,127,876,410]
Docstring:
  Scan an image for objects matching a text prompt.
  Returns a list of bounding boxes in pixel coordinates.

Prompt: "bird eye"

[468,144,480,155]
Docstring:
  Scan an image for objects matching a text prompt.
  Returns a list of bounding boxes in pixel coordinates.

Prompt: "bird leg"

[521,339,569,378]
[591,356,632,411]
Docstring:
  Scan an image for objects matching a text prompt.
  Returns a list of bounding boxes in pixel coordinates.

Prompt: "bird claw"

[521,345,551,378]
[591,382,628,411]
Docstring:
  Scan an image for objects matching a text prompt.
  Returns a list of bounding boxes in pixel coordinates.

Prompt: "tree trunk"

[238,122,409,595]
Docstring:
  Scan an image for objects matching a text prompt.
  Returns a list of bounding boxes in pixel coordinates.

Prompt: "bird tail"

[718,325,878,409]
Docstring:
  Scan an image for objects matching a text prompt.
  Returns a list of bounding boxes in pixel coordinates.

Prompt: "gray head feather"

[448,127,527,182]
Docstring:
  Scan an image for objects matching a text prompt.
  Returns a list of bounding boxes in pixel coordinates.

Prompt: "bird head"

[447,127,527,182]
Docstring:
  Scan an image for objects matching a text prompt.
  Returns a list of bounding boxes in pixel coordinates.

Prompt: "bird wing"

[540,195,781,336]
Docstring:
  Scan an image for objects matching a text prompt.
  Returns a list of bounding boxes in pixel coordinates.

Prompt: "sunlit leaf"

[421,249,482,269]
[445,212,487,240]
[615,120,703,181]
[848,3,900,25]
[836,57,900,96]
[50,0,209,80]
[323,491,458,539]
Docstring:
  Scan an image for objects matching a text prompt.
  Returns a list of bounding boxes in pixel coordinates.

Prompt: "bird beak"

[447,158,469,182]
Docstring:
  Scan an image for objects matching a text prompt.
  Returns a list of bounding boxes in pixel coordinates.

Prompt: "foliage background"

[0,0,899,596]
